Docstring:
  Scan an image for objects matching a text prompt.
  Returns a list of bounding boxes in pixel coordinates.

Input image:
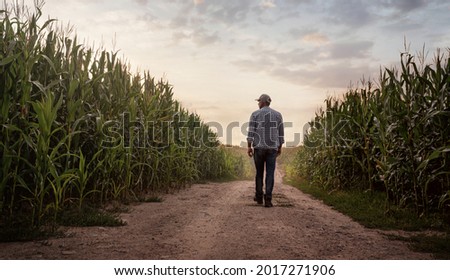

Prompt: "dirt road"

[0,170,431,259]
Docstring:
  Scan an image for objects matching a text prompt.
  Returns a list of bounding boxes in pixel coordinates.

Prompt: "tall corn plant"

[1,2,245,231]
[298,48,450,216]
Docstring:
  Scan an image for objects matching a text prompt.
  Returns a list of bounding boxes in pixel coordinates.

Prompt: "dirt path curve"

[0,169,431,259]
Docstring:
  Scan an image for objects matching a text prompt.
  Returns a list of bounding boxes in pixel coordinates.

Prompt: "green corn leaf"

[0,53,20,66]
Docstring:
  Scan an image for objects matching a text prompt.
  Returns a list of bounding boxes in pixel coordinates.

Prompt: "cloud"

[260,0,277,9]
[209,1,254,25]
[134,0,148,5]
[270,62,375,88]
[142,1,316,50]
[232,38,377,89]
[235,39,373,69]
[172,31,190,44]
[164,1,257,48]
[232,57,275,73]
[302,33,330,46]
[380,0,428,12]
[329,0,424,27]
[381,18,422,33]
[289,27,317,38]
[171,27,220,47]
[272,48,318,66]
[236,42,319,69]
[192,28,220,46]
[193,0,204,5]
[326,0,374,26]
[329,41,374,59]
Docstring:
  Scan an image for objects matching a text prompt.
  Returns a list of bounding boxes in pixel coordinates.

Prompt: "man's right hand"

[247,147,253,157]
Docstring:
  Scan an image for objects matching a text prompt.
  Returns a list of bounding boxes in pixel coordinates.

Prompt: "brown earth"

[0,169,432,260]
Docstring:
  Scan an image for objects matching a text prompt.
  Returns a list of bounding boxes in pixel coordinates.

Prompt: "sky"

[15,0,450,146]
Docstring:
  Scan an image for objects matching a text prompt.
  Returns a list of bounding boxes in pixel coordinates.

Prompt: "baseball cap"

[255,94,272,103]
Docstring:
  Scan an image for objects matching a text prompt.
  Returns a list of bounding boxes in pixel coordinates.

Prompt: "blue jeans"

[253,148,277,199]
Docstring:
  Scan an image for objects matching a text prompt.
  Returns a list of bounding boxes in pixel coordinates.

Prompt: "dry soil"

[0,170,431,259]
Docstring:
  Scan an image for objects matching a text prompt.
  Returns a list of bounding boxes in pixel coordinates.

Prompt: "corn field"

[291,48,450,216]
[0,3,245,229]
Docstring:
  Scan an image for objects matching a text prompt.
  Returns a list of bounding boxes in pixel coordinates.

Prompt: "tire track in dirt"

[0,169,431,259]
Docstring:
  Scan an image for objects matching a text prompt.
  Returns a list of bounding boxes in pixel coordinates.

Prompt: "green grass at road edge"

[284,175,450,259]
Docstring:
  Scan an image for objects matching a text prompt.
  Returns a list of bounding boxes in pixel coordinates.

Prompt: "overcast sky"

[18,0,450,146]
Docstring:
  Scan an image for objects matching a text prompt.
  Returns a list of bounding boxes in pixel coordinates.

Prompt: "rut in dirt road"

[0,171,431,259]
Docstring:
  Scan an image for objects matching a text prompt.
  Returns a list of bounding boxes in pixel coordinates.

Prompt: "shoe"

[253,196,263,205]
[264,195,273,208]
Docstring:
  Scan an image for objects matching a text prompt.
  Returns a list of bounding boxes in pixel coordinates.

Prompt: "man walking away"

[247,94,284,207]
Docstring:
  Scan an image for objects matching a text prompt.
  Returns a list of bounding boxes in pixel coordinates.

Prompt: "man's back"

[247,106,284,150]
